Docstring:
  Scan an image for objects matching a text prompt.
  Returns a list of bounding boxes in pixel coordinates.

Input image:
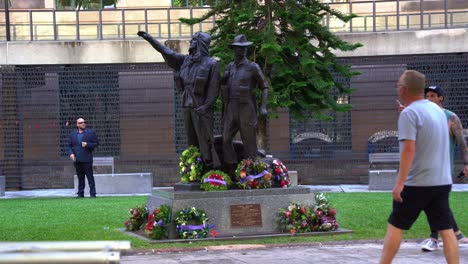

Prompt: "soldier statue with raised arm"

[137,31,220,169]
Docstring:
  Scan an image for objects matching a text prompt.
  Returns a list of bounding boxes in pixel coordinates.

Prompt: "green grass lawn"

[0,192,466,250]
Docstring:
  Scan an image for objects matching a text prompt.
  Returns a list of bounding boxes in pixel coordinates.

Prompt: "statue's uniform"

[222,57,268,164]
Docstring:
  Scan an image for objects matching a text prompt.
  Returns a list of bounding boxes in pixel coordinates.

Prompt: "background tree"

[180,0,362,150]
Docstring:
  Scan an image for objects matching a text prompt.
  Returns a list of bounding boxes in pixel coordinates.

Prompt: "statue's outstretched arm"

[137,31,172,54]
[137,31,185,70]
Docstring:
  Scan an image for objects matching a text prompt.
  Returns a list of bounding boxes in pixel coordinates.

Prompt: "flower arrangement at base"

[312,193,339,231]
[277,202,315,234]
[179,145,204,183]
[277,193,339,234]
[145,204,172,240]
[201,170,232,191]
[174,207,213,239]
[124,204,148,231]
[269,159,290,188]
[236,158,271,189]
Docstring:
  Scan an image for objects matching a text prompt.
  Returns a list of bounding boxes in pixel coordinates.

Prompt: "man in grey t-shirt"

[380,70,459,264]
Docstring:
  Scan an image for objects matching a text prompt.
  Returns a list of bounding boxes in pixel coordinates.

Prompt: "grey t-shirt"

[398,99,452,186]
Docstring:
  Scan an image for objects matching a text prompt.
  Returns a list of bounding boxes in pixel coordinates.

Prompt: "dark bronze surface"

[230,204,262,227]
[138,30,221,170]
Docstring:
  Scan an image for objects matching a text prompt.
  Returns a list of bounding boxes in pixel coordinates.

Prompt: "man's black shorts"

[388,185,452,230]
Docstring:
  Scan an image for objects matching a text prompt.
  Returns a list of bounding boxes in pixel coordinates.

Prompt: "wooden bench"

[93,157,114,175]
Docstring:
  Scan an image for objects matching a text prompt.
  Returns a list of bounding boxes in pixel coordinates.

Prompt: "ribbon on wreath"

[177,223,215,231]
[154,219,164,227]
[203,178,227,185]
[239,170,269,183]
[276,172,287,182]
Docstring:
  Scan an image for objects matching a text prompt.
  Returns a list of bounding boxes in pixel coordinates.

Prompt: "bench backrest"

[93,157,114,175]
[369,153,400,164]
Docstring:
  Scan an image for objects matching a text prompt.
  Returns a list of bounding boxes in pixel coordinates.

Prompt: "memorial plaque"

[230,204,262,227]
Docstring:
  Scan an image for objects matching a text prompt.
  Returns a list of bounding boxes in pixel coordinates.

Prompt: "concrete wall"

[336,28,468,57]
[1,28,466,65]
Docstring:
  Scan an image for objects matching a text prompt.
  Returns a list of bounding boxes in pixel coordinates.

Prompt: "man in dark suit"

[67,117,99,198]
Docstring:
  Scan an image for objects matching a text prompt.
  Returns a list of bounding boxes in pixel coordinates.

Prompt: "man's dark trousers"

[75,161,96,197]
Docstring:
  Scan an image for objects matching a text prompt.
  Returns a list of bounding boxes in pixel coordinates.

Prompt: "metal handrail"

[1,3,467,41]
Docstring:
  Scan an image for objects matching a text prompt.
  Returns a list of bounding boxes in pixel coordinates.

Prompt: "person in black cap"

[420,85,468,251]
[221,34,269,178]
[137,30,220,170]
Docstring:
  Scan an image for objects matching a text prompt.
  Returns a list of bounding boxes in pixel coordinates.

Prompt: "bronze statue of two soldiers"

[138,31,268,175]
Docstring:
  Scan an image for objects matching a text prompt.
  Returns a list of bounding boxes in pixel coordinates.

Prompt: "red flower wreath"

[201,170,232,191]
[236,158,271,189]
[270,159,290,188]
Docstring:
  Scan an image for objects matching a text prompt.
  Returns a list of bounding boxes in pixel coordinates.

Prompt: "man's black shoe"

[75,195,84,199]
[90,195,96,198]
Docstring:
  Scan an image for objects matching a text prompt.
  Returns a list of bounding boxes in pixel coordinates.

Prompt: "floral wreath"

[313,193,339,231]
[270,159,290,188]
[236,158,271,189]
[124,204,148,231]
[277,201,314,234]
[174,207,213,239]
[201,170,232,191]
[277,193,339,234]
[145,204,172,240]
[179,145,204,183]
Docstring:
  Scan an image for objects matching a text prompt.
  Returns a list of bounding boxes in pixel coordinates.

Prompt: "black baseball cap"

[424,85,444,97]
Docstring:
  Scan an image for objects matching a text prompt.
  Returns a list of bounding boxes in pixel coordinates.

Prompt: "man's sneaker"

[456,233,466,243]
[421,239,438,252]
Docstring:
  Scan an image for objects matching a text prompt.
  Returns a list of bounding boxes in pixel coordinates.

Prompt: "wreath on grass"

[313,193,339,231]
[179,145,204,183]
[277,193,339,234]
[174,207,212,239]
[124,204,148,231]
[270,159,290,188]
[145,204,172,240]
[201,170,232,191]
[277,201,315,234]
[236,158,272,189]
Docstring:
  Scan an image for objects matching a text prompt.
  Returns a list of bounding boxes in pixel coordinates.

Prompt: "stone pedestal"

[74,173,152,195]
[173,182,201,191]
[289,171,298,186]
[146,186,316,238]
[368,170,397,190]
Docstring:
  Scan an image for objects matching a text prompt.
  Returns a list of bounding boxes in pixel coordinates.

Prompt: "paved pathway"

[121,241,468,264]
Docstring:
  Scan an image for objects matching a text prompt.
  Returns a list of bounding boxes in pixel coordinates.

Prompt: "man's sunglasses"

[77,122,86,124]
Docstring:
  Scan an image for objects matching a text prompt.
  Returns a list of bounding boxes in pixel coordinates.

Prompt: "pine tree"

[181,0,362,149]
